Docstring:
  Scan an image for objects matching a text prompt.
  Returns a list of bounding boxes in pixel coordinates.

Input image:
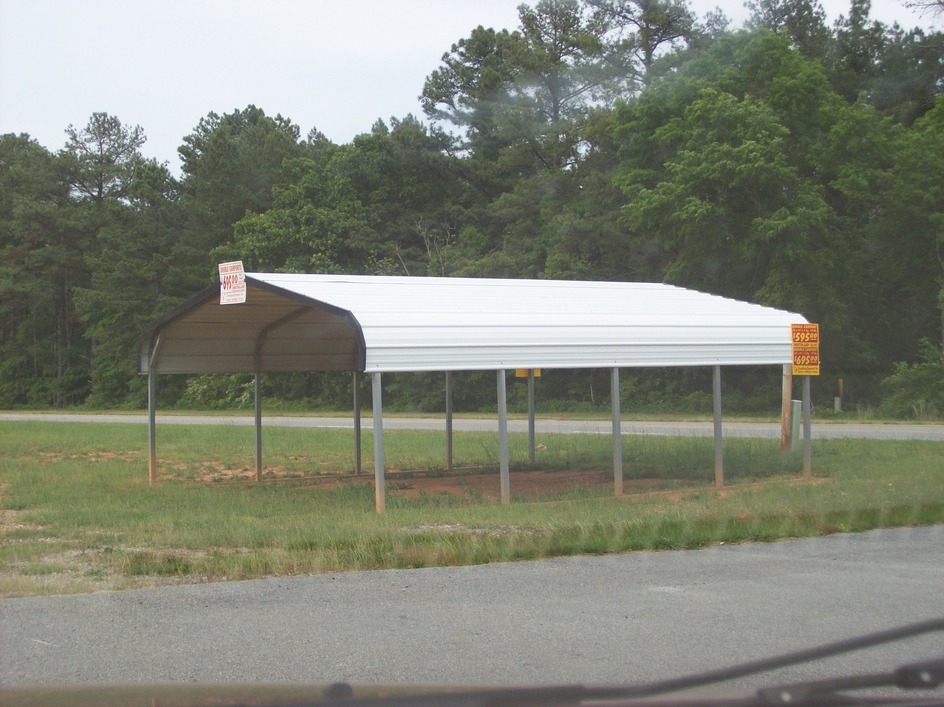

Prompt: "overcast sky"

[0,0,934,174]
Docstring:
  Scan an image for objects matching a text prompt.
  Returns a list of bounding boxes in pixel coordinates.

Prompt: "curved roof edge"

[140,274,809,375]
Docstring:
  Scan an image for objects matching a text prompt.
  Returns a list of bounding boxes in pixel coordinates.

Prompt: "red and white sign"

[218,261,246,305]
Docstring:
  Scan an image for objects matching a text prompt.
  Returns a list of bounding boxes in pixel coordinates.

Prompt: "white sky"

[0,0,934,175]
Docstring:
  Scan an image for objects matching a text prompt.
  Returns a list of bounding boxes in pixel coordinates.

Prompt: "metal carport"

[139,273,812,511]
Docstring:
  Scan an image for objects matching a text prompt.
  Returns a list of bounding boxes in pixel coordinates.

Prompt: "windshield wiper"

[312,617,943,706]
[749,656,944,705]
[602,616,944,704]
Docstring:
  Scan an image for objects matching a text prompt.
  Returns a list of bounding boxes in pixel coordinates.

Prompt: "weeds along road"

[0,412,944,442]
[2,412,944,440]
[1,526,942,689]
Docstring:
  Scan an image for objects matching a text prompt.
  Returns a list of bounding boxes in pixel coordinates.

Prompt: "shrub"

[877,340,944,419]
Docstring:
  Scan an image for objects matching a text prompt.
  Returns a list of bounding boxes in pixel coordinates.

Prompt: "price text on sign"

[218,261,246,305]
[792,323,819,344]
[791,323,820,376]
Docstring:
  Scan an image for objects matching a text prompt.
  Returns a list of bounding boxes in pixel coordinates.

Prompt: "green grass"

[0,421,942,597]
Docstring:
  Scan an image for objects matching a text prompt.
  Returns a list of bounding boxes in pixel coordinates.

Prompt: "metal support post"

[713,365,724,488]
[372,372,385,512]
[353,371,362,475]
[497,369,510,504]
[254,371,262,482]
[611,367,623,497]
[445,371,453,471]
[148,368,157,486]
[803,376,812,479]
[528,370,536,465]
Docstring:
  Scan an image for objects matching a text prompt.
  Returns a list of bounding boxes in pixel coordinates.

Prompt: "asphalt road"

[2,526,942,691]
[2,412,944,440]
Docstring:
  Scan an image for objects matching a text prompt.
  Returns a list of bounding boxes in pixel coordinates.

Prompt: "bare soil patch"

[178,466,677,500]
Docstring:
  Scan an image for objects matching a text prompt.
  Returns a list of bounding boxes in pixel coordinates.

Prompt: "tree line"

[2,0,943,417]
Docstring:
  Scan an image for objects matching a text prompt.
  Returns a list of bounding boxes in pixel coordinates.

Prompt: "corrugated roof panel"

[140,274,808,374]
[246,273,806,372]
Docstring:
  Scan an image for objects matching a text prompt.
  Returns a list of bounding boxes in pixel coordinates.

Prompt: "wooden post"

[781,364,793,451]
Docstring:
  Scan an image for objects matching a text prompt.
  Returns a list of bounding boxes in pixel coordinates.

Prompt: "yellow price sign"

[791,324,820,376]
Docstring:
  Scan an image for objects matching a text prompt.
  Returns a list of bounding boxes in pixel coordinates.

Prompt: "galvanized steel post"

[445,371,453,471]
[528,369,536,465]
[802,375,812,479]
[372,372,385,512]
[713,365,724,488]
[147,368,156,486]
[497,369,510,504]
[353,371,362,475]
[254,371,262,482]
[611,367,623,497]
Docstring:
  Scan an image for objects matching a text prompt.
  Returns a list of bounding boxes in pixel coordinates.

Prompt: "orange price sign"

[791,323,819,344]
[791,324,820,376]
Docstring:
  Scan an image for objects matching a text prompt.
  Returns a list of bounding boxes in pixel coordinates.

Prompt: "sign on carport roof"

[218,261,246,305]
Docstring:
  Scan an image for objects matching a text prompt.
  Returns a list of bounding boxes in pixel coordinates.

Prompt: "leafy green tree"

[422,0,613,177]
[621,87,830,303]
[745,0,831,60]
[588,0,696,84]
[62,112,146,205]
[75,160,199,405]
[226,153,370,273]
[178,106,306,261]
[226,115,475,278]
[878,340,944,418]
[613,31,895,397]
[328,116,468,276]
[868,25,944,125]
[827,0,888,102]
[0,134,88,406]
[880,99,944,350]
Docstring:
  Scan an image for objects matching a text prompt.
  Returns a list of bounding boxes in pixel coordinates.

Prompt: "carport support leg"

[254,371,262,482]
[354,371,362,475]
[802,375,812,479]
[148,368,156,486]
[372,372,386,513]
[498,369,510,504]
[611,367,623,497]
[528,369,536,465]
[713,365,724,488]
[445,371,453,471]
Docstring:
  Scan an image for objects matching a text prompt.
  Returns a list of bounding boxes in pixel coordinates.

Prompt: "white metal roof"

[139,273,808,375]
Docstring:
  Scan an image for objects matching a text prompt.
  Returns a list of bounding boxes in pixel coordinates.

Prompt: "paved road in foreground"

[2,412,943,440]
[2,526,942,690]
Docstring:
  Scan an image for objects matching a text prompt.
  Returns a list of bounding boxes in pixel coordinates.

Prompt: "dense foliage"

[2,0,942,416]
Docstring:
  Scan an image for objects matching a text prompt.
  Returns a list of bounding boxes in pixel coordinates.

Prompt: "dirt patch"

[379,469,673,500]
[168,466,680,500]
[166,465,825,502]
[37,449,139,464]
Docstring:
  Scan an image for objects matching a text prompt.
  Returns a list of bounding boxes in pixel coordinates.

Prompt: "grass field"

[1,420,942,597]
